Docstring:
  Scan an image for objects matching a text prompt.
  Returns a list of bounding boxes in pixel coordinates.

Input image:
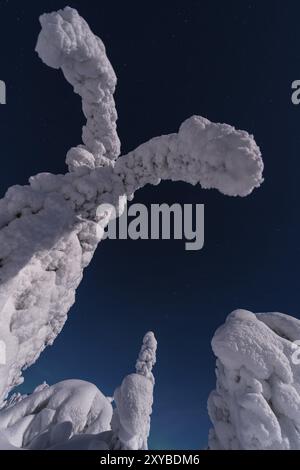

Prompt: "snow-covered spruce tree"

[111,332,157,450]
[208,310,300,450]
[0,6,263,405]
[136,331,157,384]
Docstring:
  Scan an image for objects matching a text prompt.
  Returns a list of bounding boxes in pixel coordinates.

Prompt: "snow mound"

[208,310,300,450]
[0,380,112,449]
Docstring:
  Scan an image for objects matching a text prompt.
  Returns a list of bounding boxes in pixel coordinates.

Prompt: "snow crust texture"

[208,310,300,450]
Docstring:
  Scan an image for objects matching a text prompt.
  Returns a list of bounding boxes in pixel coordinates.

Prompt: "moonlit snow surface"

[208,310,300,450]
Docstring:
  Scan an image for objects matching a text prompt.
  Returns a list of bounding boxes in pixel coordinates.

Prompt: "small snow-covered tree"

[112,332,157,450]
[136,331,157,384]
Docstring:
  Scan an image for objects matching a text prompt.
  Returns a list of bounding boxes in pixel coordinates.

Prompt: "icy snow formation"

[208,310,300,450]
[0,7,263,404]
[0,332,155,450]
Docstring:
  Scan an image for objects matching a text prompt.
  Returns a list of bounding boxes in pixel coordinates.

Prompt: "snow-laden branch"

[116,115,263,199]
[0,6,263,404]
[208,310,300,450]
[36,6,120,165]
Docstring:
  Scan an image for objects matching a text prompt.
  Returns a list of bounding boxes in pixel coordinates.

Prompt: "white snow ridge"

[0,6,266,450]
[208,310,300,450]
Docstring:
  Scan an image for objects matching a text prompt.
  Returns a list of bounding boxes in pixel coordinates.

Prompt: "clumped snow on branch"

[208,310,300,450]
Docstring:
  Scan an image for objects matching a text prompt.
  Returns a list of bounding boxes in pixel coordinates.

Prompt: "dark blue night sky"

[1,0,300,449]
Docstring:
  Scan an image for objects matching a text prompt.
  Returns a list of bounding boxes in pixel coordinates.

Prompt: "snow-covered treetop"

[112,332,157,450]
[136,332,157,384]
